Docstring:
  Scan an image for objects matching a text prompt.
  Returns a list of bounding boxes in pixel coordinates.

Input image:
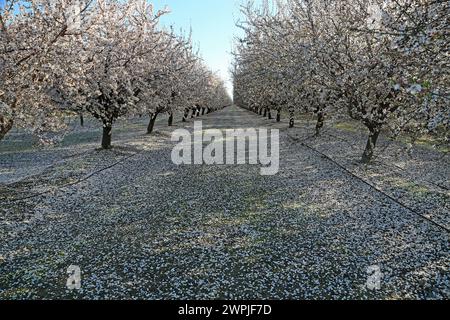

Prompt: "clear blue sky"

[154,0,250,96]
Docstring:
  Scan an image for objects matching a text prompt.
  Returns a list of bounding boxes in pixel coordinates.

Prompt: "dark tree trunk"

[202,107,206,115]
[191,109,195,118]
[268,109,272,119]
[315,111,325,136]
[263,108,267,117]
[259,108,263,115]
[168,113,174,126]
[102,124,113,149]
[196,108,201,117]
[288,106,295,128]
[79,113,84,127]
[0,117,13,141]
[276,109,281,122]
[147,114,157,134]
[362,127,381,164]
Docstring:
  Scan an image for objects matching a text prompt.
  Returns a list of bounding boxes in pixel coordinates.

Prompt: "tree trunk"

[168,113,174,126]
[268,109,272,119]
[183,108,189,122]
[288,106,295,128]
[79,113,84,127]
[276,110,281,122]
[263,108,267,117]
[259,108,263,115]
[362,127,381,164]
[202,107,206,115]
[191,109,195,118]
[147,114,157,134]
[102,124,113,149]
[0,117,13,141]
[196,108,201,117]
[315,111,325,136]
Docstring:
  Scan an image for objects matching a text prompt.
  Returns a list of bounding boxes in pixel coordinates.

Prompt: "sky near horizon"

[153,0,249,96]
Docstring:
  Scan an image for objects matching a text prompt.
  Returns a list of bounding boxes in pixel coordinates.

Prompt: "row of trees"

[0,0,231,149]
[233,0,448,163]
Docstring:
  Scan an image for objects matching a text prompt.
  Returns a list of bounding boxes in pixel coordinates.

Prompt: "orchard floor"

[0,105,448,299]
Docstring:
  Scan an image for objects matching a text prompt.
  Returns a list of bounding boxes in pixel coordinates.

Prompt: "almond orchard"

[0,0,231,148]
[233,0,448,163]
[0,0,448,301]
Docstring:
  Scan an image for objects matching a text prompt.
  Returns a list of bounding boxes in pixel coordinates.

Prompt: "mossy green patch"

[334,122,360,133]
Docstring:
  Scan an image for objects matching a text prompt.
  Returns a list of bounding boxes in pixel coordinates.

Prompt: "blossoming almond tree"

[138,31,198,134]
[233,0,448,163]
[0,0,95,142]
[66,0,172,149]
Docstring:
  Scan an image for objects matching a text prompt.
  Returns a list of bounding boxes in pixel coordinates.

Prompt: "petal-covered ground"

[0,106,448,299]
